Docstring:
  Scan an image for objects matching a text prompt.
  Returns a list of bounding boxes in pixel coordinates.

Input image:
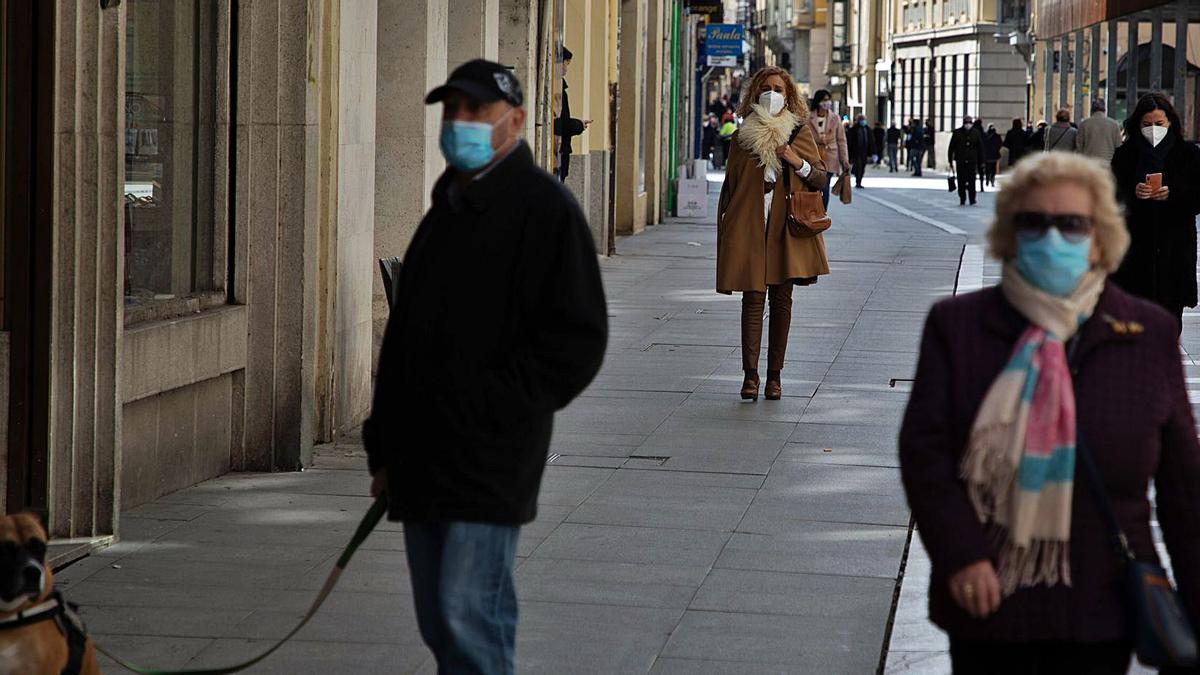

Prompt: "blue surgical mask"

[1014,228,1092,296]
[440,121,495,171]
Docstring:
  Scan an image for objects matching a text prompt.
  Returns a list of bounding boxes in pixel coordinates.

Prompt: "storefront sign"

[704,24,745,59]
[686,0,724,20]
[706,55,739,67]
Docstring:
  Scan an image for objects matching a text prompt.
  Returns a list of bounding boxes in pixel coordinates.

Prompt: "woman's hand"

[1152,185,1170,201]
[776,144,803,168]
[370,470,387,498]
[949,560,1002,619]
[1136,182,1170,200]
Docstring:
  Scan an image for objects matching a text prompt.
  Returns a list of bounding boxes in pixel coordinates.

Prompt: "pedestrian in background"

[902,120,913,168]
[365,60,608,674]
[848,114,871,188]
[972,119,987,192]
[808,89,849,208]
[909,118,927,177]
[983,123,1002,187]
[1110,92,1200,330]
[887,121,901,173]
[1028,120,1048,155]
[702,114,719,168]
[948,115,984,205]
[925,118,938,170]
[1002,118,1028,167]
[1044,109,1077,152]
[873,121,886,167]
[1076,98,1123,167]
[719,115,737,168]
[717,66,829,402]
[900,151,1200,674]
[552,47,590,182]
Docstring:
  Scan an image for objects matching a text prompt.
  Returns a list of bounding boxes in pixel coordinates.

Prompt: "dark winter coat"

[553,79,586,179]
[872,126,886,155]
[887,126,902,145]
[1110,133,1200,311]
[363,141,608,525]
[1003,128,1028,164]
[900,284,1200,643]
[947,126,984,167]
[847,123,871,165]
[983,130,1002,161]
[1027,127,1047,155]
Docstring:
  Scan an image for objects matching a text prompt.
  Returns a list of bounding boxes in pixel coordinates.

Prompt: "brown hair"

[1055,108,1071,123]
[735,67,809,119]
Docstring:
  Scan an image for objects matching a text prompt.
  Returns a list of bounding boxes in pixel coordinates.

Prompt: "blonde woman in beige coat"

[716,67,830,401]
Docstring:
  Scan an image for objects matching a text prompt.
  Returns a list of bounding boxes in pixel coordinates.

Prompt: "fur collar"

[737,106,800,174]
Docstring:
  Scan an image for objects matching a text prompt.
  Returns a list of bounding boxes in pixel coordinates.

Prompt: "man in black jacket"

[947,115,985,205]
[847,114,872,188]
[886,121,901,172]
[364,59,608,674]
[553,47,590,182]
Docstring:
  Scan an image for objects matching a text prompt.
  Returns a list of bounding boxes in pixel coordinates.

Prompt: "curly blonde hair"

[735,67,809,119]
[988,152,1129,272]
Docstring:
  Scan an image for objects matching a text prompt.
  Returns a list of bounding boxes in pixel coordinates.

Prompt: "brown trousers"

[741,284,793,372]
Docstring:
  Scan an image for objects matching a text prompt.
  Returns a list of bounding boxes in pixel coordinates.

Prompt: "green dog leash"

[95,494,388,674]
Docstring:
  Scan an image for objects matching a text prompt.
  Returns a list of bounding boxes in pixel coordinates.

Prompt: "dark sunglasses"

[1013,212,1093,243]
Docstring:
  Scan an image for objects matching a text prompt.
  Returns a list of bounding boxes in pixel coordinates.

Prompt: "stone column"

[46,0,124,538]
[374,0,447,357]
[1090,24,1101,111]
[1106,20,1118,115]
[1174,1,1188,109]
[615,0,646,235]
[587,0,614,254]
[1149,6,1163,90]
[448,0,500,71]
[1043,40,1053,121]
[1074,30,1085,121]
[1058,35,1069,115]
[499,0,538,142]
[1126,18,1138,108]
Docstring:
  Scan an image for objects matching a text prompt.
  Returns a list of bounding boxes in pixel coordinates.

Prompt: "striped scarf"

[961,266,1104,595]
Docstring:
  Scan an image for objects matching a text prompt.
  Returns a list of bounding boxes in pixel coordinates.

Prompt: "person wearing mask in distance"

[948,115,985,206]
[552,47,590,182]
[846,114,872,188]
[717,66,829,402]
[1110,92,1200,332]
[363,59,608,675]
[899,151,1200,674]
[983,123,1002,187]
[807,89,849,208]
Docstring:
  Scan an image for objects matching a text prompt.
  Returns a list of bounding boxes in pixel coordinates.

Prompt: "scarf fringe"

[992,533,1073,596]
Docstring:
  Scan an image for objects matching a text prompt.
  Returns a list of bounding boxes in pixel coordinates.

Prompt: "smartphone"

[1146,173,1163,191]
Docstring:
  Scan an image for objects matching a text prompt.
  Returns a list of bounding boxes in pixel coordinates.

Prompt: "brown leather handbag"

[783,167,831,238]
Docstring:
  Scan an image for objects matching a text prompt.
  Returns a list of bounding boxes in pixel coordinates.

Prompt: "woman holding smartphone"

[1110,93,1200,330]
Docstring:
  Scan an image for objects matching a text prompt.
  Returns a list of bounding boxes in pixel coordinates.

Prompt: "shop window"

[124,0,217,310]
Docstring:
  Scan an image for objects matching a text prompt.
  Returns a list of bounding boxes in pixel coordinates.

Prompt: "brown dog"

[0,513,99,675]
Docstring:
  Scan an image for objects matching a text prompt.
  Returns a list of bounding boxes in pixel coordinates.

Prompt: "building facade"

[883,0,1030,163]
[1,0,671,560]
[1031,0,1197,141]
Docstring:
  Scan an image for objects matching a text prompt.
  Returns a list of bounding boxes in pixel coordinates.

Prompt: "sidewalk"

[61,172,973,673]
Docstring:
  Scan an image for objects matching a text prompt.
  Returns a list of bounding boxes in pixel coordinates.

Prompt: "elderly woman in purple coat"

[899,152,1200,674]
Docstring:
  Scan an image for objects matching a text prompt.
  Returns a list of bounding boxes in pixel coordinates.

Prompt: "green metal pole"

[668,1,681,214]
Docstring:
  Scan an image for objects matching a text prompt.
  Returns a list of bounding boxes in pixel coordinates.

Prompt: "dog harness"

[0,592,88,674]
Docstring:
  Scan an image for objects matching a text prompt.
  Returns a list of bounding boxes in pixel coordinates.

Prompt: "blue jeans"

[405,521,520,675]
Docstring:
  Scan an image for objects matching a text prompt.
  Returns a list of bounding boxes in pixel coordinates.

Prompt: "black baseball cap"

[425,59,523,107]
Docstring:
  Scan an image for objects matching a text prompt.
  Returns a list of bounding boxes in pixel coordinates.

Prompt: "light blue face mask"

[1014,228,1092,297]
[439,109,513,171]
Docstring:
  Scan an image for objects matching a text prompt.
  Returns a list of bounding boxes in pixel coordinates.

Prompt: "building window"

[903,1,924,29]
[944,0,969,22]
[124,0,218,309]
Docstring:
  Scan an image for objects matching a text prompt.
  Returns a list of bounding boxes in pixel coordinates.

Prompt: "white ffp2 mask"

[758,91,785,116]
[1142,125,1168,147]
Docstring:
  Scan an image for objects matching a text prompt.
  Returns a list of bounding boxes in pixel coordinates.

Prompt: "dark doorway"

[4,0,52,513]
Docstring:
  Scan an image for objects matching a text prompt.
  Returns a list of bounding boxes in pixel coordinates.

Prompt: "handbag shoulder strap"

[1068,339,1137,564]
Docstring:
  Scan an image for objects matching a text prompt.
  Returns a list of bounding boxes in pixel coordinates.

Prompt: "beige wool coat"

[716,117,831,294]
